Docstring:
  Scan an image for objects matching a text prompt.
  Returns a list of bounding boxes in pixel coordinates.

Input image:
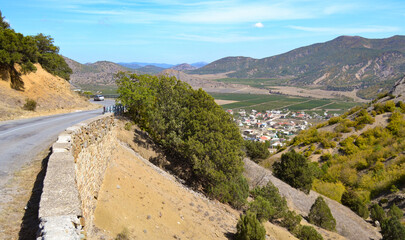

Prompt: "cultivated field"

[209,93,361,114]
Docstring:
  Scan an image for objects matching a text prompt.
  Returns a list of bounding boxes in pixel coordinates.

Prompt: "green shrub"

[388,204,403,220]
[273,150,313,194]
[384,100,396,112]
[397,101,405,113]
[248,196,275,222]
[320,153,332,162]
[312,179,346,202]
[341,190,369,219]
[117,73,248,208]
[124,122,133,131]
[245,140,270,163]
[23,98,37,111]
[235,212,266,240]
[210,175,249,209]
[308,196,336,231]
[297,226,324,240]
[381,217,405,240]
[328,116,342,125]
[370,204,386,223]
[251,182,288,220]
[280,210,302,234]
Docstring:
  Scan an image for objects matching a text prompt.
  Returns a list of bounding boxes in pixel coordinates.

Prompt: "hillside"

[262,76,405,227]
[160,69,269,94]
[0,64,94,120]
[171,63,197,71]
[190,35,405,99]
[63,57,135,86]
[91,120,301,239]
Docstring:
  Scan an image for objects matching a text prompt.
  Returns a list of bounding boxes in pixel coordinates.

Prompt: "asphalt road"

[0,99,116,188]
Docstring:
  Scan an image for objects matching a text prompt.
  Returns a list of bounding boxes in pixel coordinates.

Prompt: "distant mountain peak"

[171,63,197,71]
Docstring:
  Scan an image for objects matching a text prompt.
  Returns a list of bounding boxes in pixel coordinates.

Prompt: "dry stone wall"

[37,114,116,240]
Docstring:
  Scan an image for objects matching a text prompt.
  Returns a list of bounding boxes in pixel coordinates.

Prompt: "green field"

[213,78,289,88]
[209,93,362,114]
[78,84,118,94]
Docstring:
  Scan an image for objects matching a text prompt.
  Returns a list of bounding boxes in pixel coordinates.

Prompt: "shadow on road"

[18,148,51,240]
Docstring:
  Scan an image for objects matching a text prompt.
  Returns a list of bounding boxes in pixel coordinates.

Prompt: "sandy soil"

[0,64,98,121]
[92,120,297,240]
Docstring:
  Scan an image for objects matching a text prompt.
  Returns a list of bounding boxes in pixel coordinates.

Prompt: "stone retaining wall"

[37,114,115,239]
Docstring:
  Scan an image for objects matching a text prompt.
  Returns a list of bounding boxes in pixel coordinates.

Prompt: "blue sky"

[1,0,404,64]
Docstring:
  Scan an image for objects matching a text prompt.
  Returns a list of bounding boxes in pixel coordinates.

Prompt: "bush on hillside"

[235,212,266,240]
[245,140,270,163]
[297,226,324,240]
[23,98,37,111]
[248,196,275,222]
[308,196,336,231]
[341,190,369,219]
[381,217,405,240]
[388,204,403,220]
[370,204,386,223]
[312,179,346,202]
[250,182,288,220]
[280,210,302,234]
[273,150,313,194]
[116,73,248,208]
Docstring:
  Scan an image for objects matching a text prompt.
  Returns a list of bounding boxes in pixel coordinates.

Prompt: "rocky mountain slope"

[63,57,134,86]
[191,35,405,99]
[171,63,197,71]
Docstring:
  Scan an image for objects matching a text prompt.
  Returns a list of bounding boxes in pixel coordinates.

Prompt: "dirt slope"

[0,64,96,121]
[91,120,299,240]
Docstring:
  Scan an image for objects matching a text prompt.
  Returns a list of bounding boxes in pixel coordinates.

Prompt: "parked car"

[94,95,105,101]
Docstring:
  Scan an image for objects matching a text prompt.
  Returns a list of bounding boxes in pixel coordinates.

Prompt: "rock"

[116,185,121,189]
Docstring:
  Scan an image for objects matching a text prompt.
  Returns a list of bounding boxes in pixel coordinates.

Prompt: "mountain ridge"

[190,35,405,99]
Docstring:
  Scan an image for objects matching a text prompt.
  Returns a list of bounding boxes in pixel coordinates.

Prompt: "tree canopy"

[0,11,71,90]
[116,73,248,208]
[273,150,313,194]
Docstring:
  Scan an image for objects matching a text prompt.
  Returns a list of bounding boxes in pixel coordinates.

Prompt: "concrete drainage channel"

[36,113,115,239]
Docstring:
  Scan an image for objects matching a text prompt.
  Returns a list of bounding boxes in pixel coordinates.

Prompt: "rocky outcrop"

[390,76,405,101]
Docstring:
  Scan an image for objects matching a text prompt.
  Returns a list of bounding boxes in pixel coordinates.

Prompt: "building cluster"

[228,109,322,153]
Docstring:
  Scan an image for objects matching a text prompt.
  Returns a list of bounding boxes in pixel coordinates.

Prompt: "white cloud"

[173,4,315,24]
[173,33,288,43]
[289,25,400,34]
[254,22,264,28]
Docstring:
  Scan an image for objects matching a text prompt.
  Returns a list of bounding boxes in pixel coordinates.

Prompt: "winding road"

[0,99,115,196]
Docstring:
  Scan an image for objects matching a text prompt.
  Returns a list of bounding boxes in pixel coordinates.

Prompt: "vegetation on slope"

[276,93,405,225]
[0,11,71,90]
[116,73,248,208]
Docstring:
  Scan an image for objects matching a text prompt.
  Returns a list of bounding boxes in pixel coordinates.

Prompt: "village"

[227,108,337,153]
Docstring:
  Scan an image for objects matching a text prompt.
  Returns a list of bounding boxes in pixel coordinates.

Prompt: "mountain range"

[65,35,405,99]
[190,35,405,99]
[117,61,207,69]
